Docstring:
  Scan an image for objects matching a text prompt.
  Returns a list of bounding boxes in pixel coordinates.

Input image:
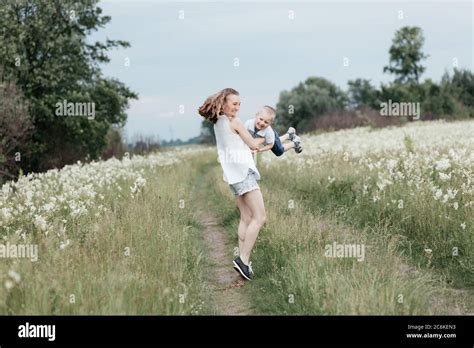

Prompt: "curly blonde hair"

[198,88,239,124]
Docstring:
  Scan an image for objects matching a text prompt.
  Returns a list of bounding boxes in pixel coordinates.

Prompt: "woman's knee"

[253,212,266,226]
[240,215,252,226]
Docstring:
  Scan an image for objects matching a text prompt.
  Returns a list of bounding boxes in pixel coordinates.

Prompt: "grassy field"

[0,149,214,314]
[208,120,474,314]
[0,120,472,315]
[208,165,472,314]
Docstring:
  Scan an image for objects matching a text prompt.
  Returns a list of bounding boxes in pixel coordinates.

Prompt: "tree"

[101,126,126,160]
[0,0,137,173]
[441,68,474,117]
[383,26,429,84]
[0,72,34,183]
[347,78,380,109]
[274,77,348,133]
[417,79,460,119]
[199,120,216,145]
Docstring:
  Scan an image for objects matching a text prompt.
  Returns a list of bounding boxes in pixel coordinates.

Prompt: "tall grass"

[261,158,473,288]
[208,160,471,314]
[0,151,213,315]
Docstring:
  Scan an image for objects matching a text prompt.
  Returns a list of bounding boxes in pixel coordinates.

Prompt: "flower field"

[0,120,472,315]
[0,147,212,314]
[260,120,473,286]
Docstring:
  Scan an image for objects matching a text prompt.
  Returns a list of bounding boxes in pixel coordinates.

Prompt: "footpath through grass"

[207,159,473,315]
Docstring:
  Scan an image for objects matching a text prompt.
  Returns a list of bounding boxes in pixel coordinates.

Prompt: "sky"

[89,0,473,142]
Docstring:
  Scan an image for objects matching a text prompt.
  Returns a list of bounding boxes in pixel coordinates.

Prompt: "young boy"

[244,105,303,155]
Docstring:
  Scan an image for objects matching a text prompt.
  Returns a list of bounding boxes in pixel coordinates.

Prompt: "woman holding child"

[198,88,302,280]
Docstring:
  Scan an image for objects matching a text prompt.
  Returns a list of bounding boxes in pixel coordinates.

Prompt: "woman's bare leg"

[239,189,266,265]
[236,195,252,253]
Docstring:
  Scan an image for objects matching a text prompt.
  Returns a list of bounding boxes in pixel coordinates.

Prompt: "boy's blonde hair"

[262,105,276,120]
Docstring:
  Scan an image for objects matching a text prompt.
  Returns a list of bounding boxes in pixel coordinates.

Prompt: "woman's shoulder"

[229,116,243,125]
[227,116,244,134]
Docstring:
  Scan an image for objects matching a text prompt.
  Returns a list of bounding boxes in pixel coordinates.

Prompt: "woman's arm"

[230,117,260,151]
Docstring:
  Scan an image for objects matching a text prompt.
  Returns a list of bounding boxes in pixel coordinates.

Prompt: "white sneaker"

[293,136,303,154]
[287,127,296,141]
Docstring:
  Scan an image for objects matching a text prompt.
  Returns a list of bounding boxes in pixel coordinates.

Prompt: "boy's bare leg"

[283,142,295,153]
[279,132,294,153]
[279,133,289,143]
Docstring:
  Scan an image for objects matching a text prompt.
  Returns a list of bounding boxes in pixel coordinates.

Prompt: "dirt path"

[197,210,255,315]
[193,165,255,315]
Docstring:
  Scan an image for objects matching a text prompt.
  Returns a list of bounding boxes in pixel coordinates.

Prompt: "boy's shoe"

[287,127,296,141]
[293,136,303,154]
[233,257,253,280]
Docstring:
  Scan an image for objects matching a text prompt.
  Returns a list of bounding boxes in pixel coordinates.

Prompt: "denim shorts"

[271,129,285,156]
[229,169,260,196]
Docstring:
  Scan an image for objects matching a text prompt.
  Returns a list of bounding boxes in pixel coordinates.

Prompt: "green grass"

[0,151,215,315]
[260,159,473,288]
[207,160,472,314]
[2,146,471,315]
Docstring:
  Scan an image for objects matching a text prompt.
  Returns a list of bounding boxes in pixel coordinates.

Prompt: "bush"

[0,76,34,184]
[347,78,381,109]
[126,135,161,155]
[309,107,404,132]
[101,127,127,160]
[274,77,348,133]
[441,69,474,118]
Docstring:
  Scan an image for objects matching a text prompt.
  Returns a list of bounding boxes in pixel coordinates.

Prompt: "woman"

[198,88,266,280]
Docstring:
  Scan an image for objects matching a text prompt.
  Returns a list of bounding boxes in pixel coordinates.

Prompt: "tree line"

[201,26,473,140]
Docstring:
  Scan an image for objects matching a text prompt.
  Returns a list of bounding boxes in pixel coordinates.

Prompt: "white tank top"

[214,114,260,184]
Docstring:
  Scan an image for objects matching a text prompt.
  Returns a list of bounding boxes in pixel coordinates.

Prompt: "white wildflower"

[439,172,451,181]
[60,239,71,250]
[435,158,451,171]
[33,215,48,232]
[4,280,14,290]
[8,270,21,283]
[130,176,147,197]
